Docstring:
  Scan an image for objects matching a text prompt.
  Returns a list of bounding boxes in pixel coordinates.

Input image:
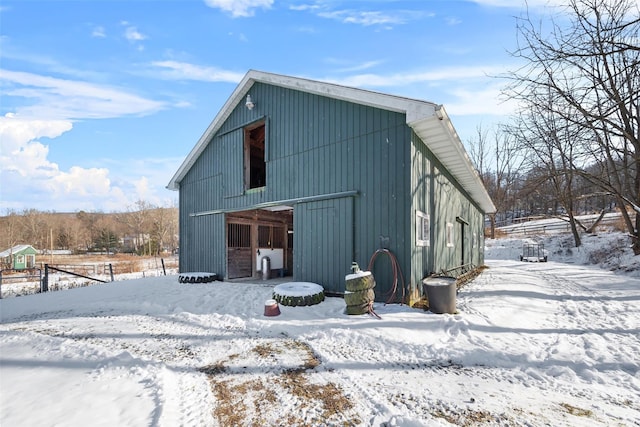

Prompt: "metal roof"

[0,244,36,258]
[167,70,495,214]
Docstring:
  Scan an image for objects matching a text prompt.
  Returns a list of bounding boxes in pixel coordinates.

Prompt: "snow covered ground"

[1,233,639,426]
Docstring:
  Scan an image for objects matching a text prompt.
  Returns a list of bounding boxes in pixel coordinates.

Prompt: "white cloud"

[119,22,147,51]
[327,65,509,88]
[0,115,128,212]
[289,4,320,12]
[124,26,147,42]
[318,9,407,26]
[91,26,106,38]
[444,84,519,116]
[294,4,434,27]
[446,17,462,25]
[0,114,72,155]
[51,166,113,197]
[151,61,245,82]
[227,32,249,42]
[0,103,171,212]
[339,60,384,72]
[325,58,385,73]
[133,176,151,199]
[0,69,166,120]
[319,65,519,118]
[295,26,317,34]
[203,0,273,17]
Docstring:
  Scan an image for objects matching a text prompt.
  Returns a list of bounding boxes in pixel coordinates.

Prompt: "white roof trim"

[167,70,495,213]
[409,107,496,214]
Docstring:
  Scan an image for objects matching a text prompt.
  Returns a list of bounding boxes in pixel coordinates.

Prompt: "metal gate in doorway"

[227,223,252,279]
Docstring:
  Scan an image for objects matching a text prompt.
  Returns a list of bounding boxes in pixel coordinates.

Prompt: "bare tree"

[468,124,526,238]
[1,210,21,250]
[506,90,589,247]
[76,211,101,251]
[149,203,178,255]
[118,200,155,255]
[19,209,49,249]
[505,0,640,252]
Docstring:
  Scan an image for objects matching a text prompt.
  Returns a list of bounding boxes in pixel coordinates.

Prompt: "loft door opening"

[244,120,266,189]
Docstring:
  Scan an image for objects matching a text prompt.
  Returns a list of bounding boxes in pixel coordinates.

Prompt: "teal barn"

[167,70,495,305]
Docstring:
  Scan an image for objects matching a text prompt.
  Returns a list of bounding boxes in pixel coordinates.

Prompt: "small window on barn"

[244,120,266,190]
[472,232,477,249]
[446,222,454,247]
[416,211,430,247]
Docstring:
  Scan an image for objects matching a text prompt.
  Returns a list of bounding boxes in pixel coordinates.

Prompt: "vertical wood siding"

[294,197,353,292]
[410,128,486,282]
[178,82,485,299]
[410,132,432,298]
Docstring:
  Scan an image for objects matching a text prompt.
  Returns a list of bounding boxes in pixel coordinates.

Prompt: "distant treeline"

[1,200,178,255]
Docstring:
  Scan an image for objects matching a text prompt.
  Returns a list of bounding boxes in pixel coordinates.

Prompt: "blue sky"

[1,0,558,213]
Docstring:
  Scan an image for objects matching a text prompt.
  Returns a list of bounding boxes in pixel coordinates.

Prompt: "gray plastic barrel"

[261,256,271,280]
[422,276,456,314]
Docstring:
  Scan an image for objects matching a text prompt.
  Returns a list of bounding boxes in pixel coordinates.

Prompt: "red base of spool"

[264,299,281,316]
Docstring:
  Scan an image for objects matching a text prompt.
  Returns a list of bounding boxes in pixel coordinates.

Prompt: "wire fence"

[0,258,175,299]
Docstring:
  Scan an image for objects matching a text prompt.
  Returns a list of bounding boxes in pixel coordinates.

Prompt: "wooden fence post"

[161,258,166,276]
[109,264,114,282]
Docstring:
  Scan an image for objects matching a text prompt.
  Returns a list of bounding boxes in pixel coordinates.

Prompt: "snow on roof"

[0,245,36,258]
[167,70,495,214]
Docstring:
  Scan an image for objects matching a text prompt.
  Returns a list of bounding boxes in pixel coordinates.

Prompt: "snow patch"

[345,270,372,280]
[272,282,323,297]
[1,232,639,425]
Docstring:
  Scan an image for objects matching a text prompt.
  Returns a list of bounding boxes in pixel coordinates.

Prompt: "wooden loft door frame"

[243,119,267,190]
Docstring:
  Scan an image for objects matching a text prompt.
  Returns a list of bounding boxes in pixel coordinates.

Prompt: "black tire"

[273,290,325,307]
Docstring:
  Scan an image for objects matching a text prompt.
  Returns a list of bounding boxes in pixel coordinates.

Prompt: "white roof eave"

[408,107,496,214]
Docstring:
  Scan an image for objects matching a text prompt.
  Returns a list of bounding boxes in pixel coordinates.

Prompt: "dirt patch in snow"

[198,338,361,426]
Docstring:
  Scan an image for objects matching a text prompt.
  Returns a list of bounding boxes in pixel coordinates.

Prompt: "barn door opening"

[226,209,294,280]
